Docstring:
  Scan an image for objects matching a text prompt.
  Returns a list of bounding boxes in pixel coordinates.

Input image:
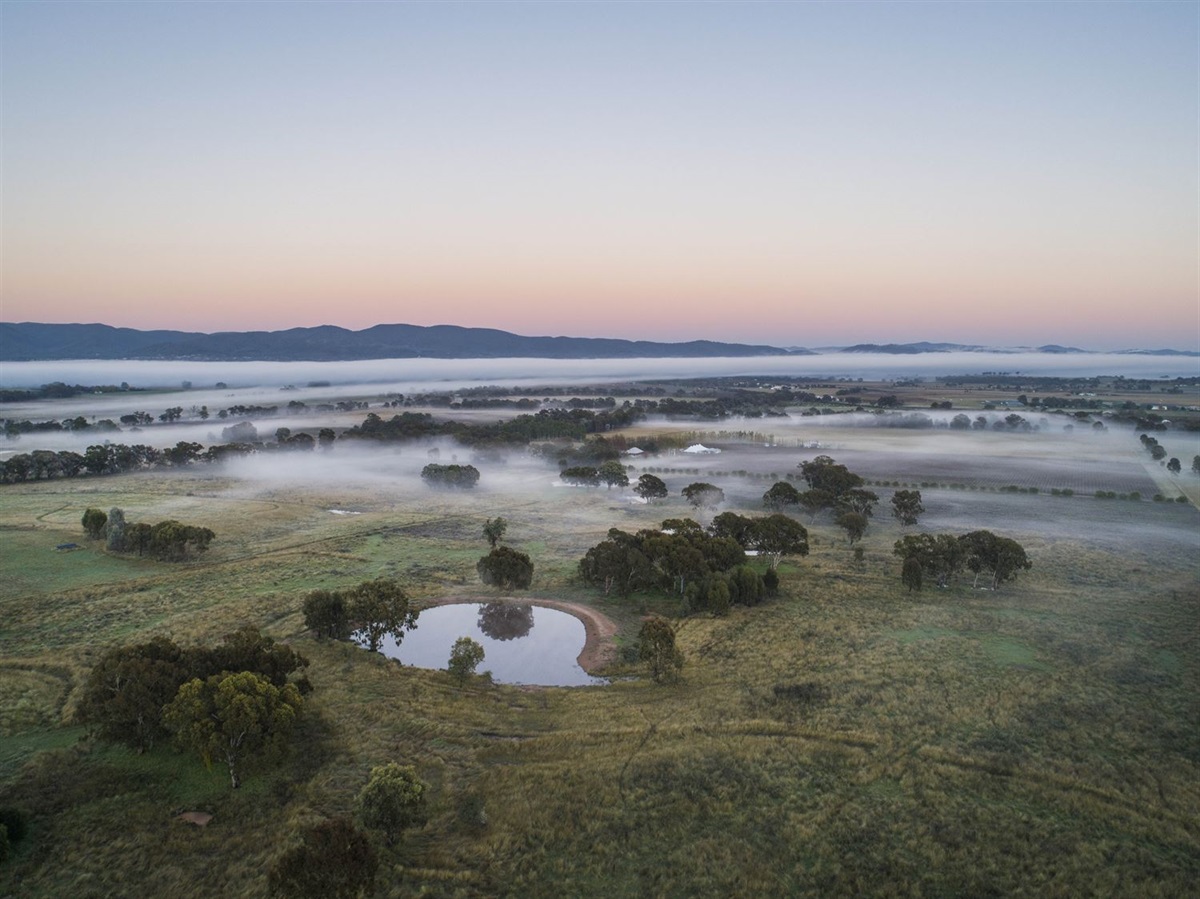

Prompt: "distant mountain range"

[1,324,1194,362]
[0,322,807,362]
[835,341,1198,357]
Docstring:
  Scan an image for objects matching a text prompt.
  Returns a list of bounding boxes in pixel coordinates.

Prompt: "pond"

[372,602,605,687]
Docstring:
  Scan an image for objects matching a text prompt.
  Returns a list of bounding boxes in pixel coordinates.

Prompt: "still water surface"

[373,602,604,687]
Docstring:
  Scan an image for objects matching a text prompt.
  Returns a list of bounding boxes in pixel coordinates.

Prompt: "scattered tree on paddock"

[891,489,925,526]
[447,637,486,683]
[477,546,534,590]
[893,533,965,588]
[746,514,809,569]
[709,511,756,546]
[164,671,302,789]
[105,507,127,551]
[634,473,668,503]
[303,589,352,640]
[837,487,879,519]
[76,636,192,753]
[597,459,630,489]
[349,579,418,652]
[82,507,107,539]
[638,615,683,683]
[959,530,1032,589]
[682,482,724,511]
[560,466,601,487]
[357,763,429,844]
[420,463,480,489]
[579,531,656,598]
[835,510,868,544]
[196,626,309,688]
[762,480,801,511]
[797,488,836,521]
[798,455,863,496]
[482,516,508,548]
[901,556,923,593]
[896,531,1030,591]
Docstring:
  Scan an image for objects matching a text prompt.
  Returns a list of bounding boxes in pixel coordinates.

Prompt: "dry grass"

[0,444,1197,897]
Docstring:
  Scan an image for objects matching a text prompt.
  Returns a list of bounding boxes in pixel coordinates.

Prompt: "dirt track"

[423,595,619,674]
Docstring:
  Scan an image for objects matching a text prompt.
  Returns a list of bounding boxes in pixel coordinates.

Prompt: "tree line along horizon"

[3,392,1197,498]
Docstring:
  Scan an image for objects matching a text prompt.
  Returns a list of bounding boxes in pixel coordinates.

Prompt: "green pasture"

[0,462,1196,897]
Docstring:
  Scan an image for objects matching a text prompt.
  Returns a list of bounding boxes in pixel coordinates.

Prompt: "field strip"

[494,722,878,752]
[918,746,1200,832]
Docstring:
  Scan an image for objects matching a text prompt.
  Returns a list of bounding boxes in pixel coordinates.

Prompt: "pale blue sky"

[2,1,1197,349]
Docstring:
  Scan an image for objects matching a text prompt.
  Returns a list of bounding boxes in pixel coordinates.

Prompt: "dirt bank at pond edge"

[423,596,618,675]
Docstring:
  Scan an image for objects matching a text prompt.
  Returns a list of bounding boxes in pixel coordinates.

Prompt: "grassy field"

[1,435,1198,897]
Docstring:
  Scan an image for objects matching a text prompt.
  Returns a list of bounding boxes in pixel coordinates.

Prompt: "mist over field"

[3,361,1198,897]
[3,351,1198,392]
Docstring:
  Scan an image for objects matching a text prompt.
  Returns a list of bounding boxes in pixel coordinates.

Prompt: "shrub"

[638,615,684,683]
[420,463,480,489]
[477,547,534,590]
[0,807,29,846]
[268,817,377,899]
[303,589,351,640]
[447,637,486,683]
[357,763,428,844]
[81,508,107,539]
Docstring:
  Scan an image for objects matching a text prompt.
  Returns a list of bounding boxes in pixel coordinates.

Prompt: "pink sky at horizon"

[2,2,1196,351]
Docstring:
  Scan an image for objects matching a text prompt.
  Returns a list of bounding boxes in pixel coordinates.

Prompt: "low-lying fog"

[3,351,1197,393]
[194,430,1200,560]
[5,356,1197,565]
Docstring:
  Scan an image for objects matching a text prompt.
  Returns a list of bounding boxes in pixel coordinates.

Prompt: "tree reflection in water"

[476,602,534,641]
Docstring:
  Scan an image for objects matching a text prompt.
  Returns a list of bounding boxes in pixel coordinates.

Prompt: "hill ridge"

[0,321,806,362]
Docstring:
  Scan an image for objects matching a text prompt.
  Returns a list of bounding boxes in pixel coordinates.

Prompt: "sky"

[1,1,1197,350]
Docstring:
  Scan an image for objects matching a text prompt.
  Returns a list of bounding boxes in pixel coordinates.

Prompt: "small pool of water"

[373,602,605,687]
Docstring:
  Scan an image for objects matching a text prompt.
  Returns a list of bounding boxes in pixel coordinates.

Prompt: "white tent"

[682,443,721,454]
[623,447,645,456]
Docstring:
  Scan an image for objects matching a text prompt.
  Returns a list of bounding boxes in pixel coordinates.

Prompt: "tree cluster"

[84,507,215,561]
[708,511,809,569]
[303,579,418,651]
[579,518,751,599]
[268,761,431,897]
[342,406,641,449]
[420,463,480,489]
[76,628,309,786]
[634,473,669,502]
[0,439,268,484]
[1139,433,1168,462]
[477,546,535,590]
[792,456,879,544]
[681,482,725,510]
[894,530,1031,591]
[638,615,684,683]
[890,489,924,526]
